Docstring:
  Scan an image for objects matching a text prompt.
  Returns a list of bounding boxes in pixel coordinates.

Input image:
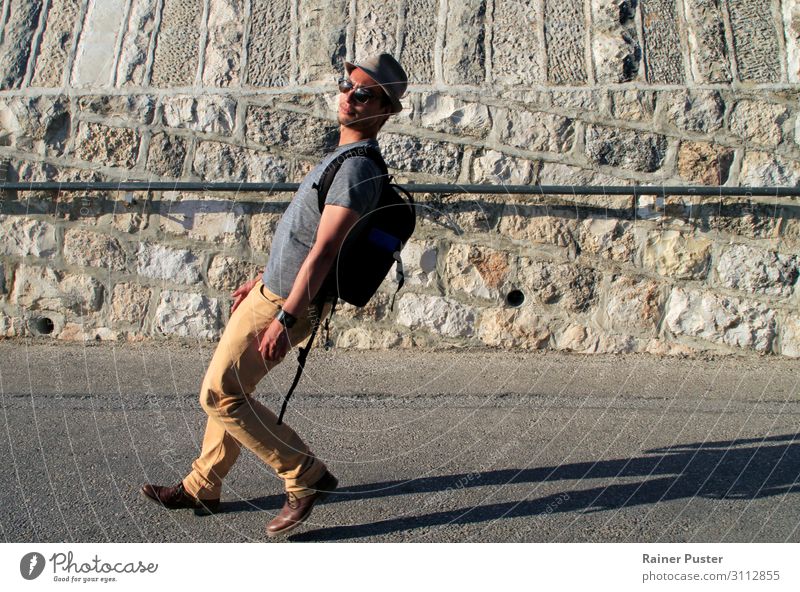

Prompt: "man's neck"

[338,126,377,146]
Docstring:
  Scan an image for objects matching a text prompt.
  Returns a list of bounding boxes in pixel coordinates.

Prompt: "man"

[141,54,408,537]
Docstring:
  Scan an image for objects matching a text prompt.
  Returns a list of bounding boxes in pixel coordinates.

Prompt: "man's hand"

[231,277,260,314]
[258,318,291,362]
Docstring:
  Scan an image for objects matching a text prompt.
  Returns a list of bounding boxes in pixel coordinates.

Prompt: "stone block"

[336,327,411,350]
[677,141,734,185]
[0,0,43,89]
[396,293,477,338]
[420,94,491,138]
[780,315,800,357]
[728,0,781,83]
[497,208,579,248]
[161,96,194,129]
[71,0,127,87]
[518,258,598,313]
[203,0,244,87]
[420,194,503,234]
[399,239,438,288]
[147,133,187,178]
[600,274,661,334]
[77,95,156,124]
[0,261,5,294]
[11,265,104,313]
[479,308,551,349]
[590,0,640,83]
[154,290,221,339]
[552,90,600,112]
[30,0,81,87]
[585,125,667,172]
[665,287,776,352]
[641,230,712,279]
[248,209,284,253]
[192,141,289,182]
[641,0,684,84]
[556,325,638,354]
[664,90,725,133]
[0,215,57,257]
[137,243,202,284]
[716,244,798,298]
[380,133,463,180]
[354,0,398,62]
[0,95,70,155]
[115,0,158,86]
[158,192,247,247]
[537,163,633,210]
[245,106,338,155]
[297,0,347,84]
[471,150,535,185]
[607,90,656,122]
[150,0,203,87]
[683,0,731,83]
[786,0,800,83]
[336,291,392,322]
[6,161,60,187]
[399,0,437,83]
[493,0,544,85]
[443,0,486,85]
[247,0,291,86]
[729,100,788,147]
[171,96,213,133]
[75,123,140,168]
[545,0,587,84]
[63,228,126,271]
[739,152,800,186]
[445,243,513,300]
[0,311,27,337]
[555,324,598,353]
[492,108,574,153]
[207,255,262,293]
[702,197,783,240]
[111,282,151,324]
[578,218,635,262]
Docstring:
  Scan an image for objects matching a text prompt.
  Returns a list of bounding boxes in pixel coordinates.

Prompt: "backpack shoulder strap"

[314,145,388,214]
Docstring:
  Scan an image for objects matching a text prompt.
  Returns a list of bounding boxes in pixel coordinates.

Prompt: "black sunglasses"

[338,78,383,104]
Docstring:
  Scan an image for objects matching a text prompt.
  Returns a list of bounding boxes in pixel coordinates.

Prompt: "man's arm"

[258,204,360,361]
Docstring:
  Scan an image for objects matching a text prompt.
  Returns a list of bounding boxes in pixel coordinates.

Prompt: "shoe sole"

[266,476,338,538]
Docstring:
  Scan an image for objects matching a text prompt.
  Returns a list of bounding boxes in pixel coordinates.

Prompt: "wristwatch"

[276,309,297,329]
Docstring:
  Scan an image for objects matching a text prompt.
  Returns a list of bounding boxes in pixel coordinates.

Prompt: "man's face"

[337,67,392,133]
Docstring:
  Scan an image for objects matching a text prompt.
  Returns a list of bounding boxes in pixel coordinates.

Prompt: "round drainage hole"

[505,289,525,308]
[33,317,55,335]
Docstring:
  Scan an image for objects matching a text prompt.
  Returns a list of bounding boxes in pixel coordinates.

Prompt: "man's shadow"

[221,433,800,541]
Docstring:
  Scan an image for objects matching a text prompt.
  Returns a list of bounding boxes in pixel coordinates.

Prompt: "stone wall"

[0,0,798,357]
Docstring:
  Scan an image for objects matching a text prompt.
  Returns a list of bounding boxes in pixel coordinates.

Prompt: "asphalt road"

[1,341,798,543]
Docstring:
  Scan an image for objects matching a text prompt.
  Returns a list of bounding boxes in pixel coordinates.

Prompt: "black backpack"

[315,145,416,307]
[277,145,416,424]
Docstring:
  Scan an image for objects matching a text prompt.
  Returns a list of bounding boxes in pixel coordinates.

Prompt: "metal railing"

[0,182,798,197]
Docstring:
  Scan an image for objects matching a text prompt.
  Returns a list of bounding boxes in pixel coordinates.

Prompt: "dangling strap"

[276,300,324,425]
[322,298,337,350]
[389,251,405,311]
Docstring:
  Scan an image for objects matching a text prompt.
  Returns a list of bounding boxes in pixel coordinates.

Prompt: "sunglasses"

[338,78,384,104]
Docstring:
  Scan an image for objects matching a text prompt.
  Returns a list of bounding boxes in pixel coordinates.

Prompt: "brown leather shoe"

[140,482,220,516]
[266,471,338,537]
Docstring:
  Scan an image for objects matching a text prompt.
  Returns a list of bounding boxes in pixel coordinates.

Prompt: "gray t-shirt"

[262,139,384,298]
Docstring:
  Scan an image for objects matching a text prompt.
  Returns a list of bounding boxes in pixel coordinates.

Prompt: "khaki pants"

[182,279,328,500]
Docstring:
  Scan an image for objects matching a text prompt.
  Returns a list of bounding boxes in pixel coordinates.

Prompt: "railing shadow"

[1,192,798,227]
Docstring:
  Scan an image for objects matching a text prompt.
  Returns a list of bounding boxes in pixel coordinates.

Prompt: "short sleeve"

[324,156,384,216]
